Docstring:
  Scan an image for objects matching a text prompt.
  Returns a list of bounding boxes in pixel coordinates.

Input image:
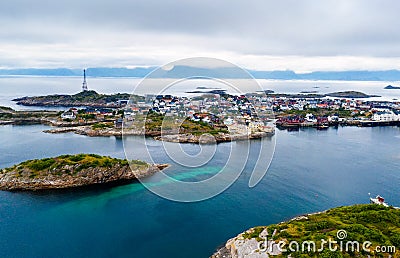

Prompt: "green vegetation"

[326,91,375,98]
[26,158,56,171]
[242,204,400,257]
[0,109,59,119]
[80,113,96,120]
[91,122,114,130]
[138,111,228,135]
[0,106,14,111]
[243,226,265,242]
[14,90,144,105]
[180,119,227,135]
[1,154,148,178]
[129,159,148,166]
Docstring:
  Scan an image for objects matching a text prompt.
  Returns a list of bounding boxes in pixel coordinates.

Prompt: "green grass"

[91,122,113,130]
[0,106,14,111]
[241,204,400,257]
[2,154,147,177]
[19,91,144,105]
[140,112,228,135]
[0,109,59,121]
[79,113,96,120]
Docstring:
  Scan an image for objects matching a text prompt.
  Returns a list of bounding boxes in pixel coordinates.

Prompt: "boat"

[369,194,389,207]
[316,125,329,130]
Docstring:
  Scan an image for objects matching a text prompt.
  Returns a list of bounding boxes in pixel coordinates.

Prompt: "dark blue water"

[0,125,399,258]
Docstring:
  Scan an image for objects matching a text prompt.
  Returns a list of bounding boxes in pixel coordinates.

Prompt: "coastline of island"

[0,154,168,191]
[211,204,400,258]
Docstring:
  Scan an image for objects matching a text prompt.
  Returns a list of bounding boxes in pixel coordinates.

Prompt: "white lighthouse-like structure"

[82,69,88,92]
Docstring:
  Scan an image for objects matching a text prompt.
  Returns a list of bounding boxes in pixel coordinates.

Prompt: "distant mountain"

[1,67,400,81]
[0,68,79,76]
[250,70,300,80]
[85,67,156,77]
[296,70,400,81]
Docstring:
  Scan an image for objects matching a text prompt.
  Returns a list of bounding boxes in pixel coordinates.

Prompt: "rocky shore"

[44,125,274,143]
[0,106,60,125]
[211,204,400,258]
[211,227,281,258]
[154,131,274,144]
[0,154,168,191]
[43,125,150,137]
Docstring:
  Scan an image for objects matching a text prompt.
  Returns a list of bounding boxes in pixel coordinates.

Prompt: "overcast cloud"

[1,0,400,71]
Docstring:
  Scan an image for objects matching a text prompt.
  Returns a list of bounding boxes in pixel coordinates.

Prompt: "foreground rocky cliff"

[211,204,400,257]
[0,154,168,191]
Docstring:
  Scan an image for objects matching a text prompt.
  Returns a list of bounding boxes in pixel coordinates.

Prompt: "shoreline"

[211,204,400,258]
[0,154,169,191]
[43,126,275,143]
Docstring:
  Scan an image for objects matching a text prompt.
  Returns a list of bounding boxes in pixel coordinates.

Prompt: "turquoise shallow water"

[0,124,399,257]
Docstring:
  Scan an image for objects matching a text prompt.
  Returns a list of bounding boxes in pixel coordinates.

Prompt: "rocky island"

[384,85,400,90]
[212,204,400,257]
[325,91,380,98]
[0,154,168,191]
[13,90,143,108]
[263,91,380,99]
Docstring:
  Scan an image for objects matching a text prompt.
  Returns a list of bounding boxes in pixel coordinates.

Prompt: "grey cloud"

[1,0,400,68]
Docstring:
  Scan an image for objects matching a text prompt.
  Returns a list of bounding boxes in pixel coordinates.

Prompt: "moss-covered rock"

[0,154,168,191]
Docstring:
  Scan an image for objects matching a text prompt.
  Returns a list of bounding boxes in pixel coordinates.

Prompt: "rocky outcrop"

[0,107,60,125]
[12,91,137,108]
[43,126,144,137]
[211,227,281,258]
[44,126,274,142]
[325,91,379,98]
[0,156,168,191]
[154,131,274,144]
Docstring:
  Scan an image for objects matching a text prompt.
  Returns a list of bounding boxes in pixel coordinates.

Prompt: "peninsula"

[0,154,168,191]
[0,105,59,125]
[211,204,400,257]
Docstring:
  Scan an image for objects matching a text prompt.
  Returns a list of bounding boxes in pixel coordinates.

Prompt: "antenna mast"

[82,69,88,92]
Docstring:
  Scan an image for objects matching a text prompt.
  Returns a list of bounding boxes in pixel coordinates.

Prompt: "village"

[57,90,400,133]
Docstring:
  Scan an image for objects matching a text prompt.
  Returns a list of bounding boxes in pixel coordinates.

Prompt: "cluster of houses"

[59,92,400,130]
[272,96,400,122]
[122,94,274,134]
[60,107,122,126]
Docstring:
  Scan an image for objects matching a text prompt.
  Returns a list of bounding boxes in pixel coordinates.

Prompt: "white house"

[372,111,399,122]
[61,111,76,120]
[224,118,234,125]
[305,113,317,123]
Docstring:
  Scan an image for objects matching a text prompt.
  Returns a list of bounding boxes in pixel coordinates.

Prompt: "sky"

[1,0,400,72]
